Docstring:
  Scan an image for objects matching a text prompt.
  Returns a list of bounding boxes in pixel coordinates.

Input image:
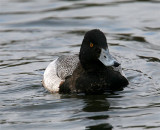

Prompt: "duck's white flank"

[43,58,63,92]
[42,55,79,93]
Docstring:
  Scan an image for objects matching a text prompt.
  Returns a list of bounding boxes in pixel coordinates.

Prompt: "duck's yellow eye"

[90,43,94,47]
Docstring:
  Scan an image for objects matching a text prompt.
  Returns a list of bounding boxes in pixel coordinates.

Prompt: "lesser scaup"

[43,29,129,94]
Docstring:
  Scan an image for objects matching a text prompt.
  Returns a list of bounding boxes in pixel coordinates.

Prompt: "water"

[0,0,160,129]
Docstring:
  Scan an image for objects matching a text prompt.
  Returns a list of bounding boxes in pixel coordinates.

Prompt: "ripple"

[113,33,148,43]
[138,55,160,62]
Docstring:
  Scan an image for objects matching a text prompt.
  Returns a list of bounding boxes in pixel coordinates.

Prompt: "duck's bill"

[98,48,120,67]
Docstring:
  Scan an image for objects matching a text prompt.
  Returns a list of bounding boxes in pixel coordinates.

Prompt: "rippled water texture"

[0,0,160,129]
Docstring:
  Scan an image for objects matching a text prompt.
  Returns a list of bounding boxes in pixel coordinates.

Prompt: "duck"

[42,29,129,94]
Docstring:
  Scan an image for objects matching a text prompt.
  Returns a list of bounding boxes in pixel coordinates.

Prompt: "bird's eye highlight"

[90,43,94,47]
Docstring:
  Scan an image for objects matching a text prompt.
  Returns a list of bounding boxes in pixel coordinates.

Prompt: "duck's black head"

[79,29,120,71]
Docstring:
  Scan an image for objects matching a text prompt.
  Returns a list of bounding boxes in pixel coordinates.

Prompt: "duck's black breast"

[59,63,128,94]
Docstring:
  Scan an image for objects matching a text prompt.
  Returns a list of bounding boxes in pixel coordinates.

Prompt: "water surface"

[0,0,160,129]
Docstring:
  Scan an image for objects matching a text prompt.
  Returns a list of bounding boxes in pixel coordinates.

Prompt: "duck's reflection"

[82,95,110,112]
[82,94,113,130]
[60,94,113,129]
[86,123,112,130]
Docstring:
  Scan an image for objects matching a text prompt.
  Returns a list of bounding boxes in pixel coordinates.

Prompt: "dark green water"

[0,0,160,129]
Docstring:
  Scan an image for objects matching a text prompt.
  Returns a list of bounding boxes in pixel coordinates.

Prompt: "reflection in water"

[60,94,112,129]
[0,0,160,129]
[82,95,112,129]
[83,95,110,112]
[86,123,112,130]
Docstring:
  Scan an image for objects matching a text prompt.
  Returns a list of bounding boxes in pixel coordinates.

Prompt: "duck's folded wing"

[56,55,79,79]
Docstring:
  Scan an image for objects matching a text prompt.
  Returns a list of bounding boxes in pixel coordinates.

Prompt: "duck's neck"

[80,58,105,72]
